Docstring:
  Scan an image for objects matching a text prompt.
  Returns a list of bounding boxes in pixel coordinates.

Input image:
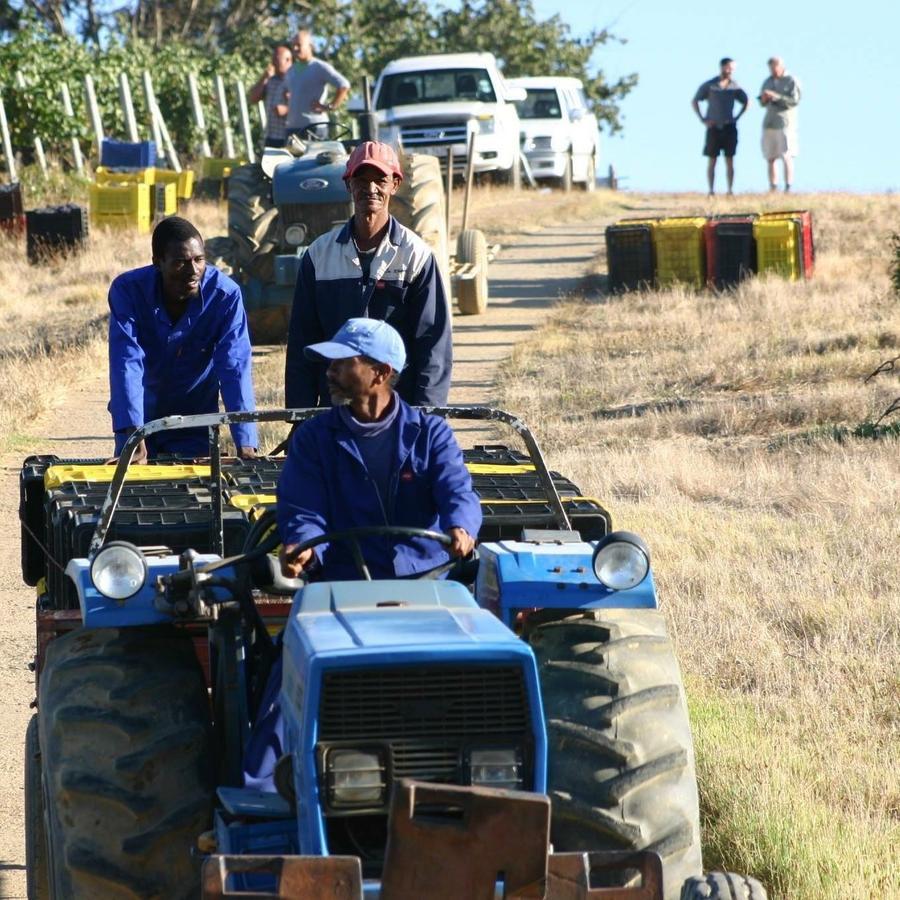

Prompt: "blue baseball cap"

[304,318,407,371]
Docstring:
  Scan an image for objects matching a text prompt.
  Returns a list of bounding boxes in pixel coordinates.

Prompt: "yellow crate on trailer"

[89,183,152,233]
[154,181,177,217]
[94,166,156,186]
[652,217,707,288]
[153,168,195,201]
[200,157,245,180]
[753,219,801,280]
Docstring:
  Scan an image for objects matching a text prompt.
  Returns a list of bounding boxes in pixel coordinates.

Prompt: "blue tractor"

[22,408,765,900]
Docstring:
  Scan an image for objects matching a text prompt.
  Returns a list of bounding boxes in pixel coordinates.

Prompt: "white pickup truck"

[373,52,526,187]
[508,76,600,191]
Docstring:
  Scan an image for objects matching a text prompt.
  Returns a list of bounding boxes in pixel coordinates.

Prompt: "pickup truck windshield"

[377,69,497,108]
[515,88,562,120]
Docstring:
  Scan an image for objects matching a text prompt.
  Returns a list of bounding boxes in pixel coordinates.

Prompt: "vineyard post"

[257,100,267,133]
[59,83,84,173]
[83,74,104,157]
[118,72,140,143]
[235,80,255,164]
[0,92,17,181]
[187,72,211,158]
[15,72,47,178]
[154,106,182,174]
[141,71,165,164]
[214,75,235,158]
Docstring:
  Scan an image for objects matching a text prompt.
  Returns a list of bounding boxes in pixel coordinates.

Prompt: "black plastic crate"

[606,224,655,293]
[705,219,756,290]
[26,204,89,263]
[0,181,24,220]
[463,445,531,465]
[479,498,611,543]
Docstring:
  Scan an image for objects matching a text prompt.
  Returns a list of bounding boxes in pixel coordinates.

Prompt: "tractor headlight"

[284,223,307,246]
[468,748,522,790]
[327,749,385,807]
[592,532,650,590]
[90,541,147,600]
[477,115,495,134]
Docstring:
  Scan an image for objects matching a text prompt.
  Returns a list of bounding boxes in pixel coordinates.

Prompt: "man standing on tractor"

[692,58,749,196]
[279,318,479,581]
[248,44,293,148]
[285,29,350,139]
[107,216,258,462]
[284,140,452,409]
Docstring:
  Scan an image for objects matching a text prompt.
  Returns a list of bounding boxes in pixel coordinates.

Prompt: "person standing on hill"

[692,58,749,196]
[107,217,258,462]
[248,44,293,148]
[759,57,801,193]
[285,29,350,139]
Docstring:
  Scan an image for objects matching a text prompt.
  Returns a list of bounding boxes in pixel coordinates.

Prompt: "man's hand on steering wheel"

[448,527,475,559]
[280,544,315,578]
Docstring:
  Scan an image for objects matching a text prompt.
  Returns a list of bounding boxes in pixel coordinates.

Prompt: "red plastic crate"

[760,210,814,278]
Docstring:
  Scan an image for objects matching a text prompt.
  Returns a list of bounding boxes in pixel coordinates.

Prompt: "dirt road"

[0,219,605,898]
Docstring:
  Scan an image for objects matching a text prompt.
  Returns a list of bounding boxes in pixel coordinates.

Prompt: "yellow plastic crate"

[154,181,177,216]
[89,183,152,234]
[753,219,801,280]
[652,217,707,288]
[94,166,155,186]
[201,157,245,180]
[44,463,212,489]
[153,168,195,200]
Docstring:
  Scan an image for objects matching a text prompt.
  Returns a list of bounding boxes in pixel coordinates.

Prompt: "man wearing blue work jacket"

[278,318,480,581]
[107,216,258,461]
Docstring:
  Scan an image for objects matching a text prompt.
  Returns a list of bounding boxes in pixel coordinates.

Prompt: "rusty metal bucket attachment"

[381,779,551,900]
[201,855,363,899]
[546,850,664,899]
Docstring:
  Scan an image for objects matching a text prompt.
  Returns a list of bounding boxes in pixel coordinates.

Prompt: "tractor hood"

[271,152,350,206]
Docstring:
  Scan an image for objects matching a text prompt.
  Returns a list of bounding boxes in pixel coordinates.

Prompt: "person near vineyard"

[284,140,452,410]
[248,44,293,148]
[107,216,258,462]
[759,56,801,192]
[285,29,350,138]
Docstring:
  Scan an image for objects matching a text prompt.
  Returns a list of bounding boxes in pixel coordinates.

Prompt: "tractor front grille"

[318,664,531,784]
[277,201,351,243]
[400,120,469,148]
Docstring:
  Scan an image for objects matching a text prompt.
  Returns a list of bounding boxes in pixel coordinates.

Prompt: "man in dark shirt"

[692,58,749,196]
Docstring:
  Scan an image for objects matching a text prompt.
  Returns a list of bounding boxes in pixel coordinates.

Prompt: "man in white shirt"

[759,57,802,192]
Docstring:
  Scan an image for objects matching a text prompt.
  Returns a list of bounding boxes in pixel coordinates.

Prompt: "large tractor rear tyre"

[204,235,236,277]
[456,228,489,315]
[38,627,214,900]
[393,154,450,291]
[529,608,703,900]
[25,715,49,900]
[681,872,768,900]
[227,163,280,273]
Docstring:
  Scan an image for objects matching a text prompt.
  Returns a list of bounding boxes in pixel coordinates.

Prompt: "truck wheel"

[38,627,214,900]
[393,153,451,290]
[25,715,49,900]
[681,872,768,900]
[456,228,489,315]
[560,152,573,192]
[529,608,703,900]
[582,152,597,192]
[204,235,236,277]
[227,163,279,270]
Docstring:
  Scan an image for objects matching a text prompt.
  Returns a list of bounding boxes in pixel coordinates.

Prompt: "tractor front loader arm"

[201,780,663,900]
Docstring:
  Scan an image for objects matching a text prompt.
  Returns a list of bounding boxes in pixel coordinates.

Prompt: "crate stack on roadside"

[89,139,195,234]
[1,181,90,264]
[606,210,815,292]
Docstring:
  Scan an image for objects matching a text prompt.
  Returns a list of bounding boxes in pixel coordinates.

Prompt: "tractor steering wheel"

[298,121,353,143]
[283,525,457,581]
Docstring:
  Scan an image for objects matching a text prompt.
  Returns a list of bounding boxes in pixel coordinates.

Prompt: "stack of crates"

[153,168,195,202]
[704,215,757,290]
[0,182,25,235]
[757,210,814,279]
[605,219,656,292]
[196,157,246,200]
[154,181,178,217]
[89,182,152,233]
[653,217,707,289]
[25,204,89,263]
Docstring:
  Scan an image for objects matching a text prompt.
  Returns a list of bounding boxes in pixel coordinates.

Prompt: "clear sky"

[436,0,900,193]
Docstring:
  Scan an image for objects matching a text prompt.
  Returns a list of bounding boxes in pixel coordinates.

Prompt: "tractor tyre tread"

[25,715,50,899]
[455,228,489,315]
[38,626,214,900]
[226,163,279,267]
[680,872,768,900]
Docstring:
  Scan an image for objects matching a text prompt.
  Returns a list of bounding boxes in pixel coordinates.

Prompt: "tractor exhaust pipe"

[357,75,378,142]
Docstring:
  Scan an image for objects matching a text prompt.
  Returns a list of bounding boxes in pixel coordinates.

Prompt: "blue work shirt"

[284,217,452,410]
[277,397,482,580]
[108,264,258,456]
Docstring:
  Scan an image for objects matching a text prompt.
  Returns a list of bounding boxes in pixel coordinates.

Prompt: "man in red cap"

[285,140,452,409]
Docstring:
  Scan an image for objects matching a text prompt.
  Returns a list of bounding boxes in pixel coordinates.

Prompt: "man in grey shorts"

[759,57,801,193]
[286,29,350,139]
[692,58,749,196]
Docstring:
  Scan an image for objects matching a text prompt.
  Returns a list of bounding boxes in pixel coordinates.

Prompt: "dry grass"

[498,192,900,898]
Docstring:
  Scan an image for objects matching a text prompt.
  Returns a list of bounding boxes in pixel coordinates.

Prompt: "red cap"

[343,141,403,182]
